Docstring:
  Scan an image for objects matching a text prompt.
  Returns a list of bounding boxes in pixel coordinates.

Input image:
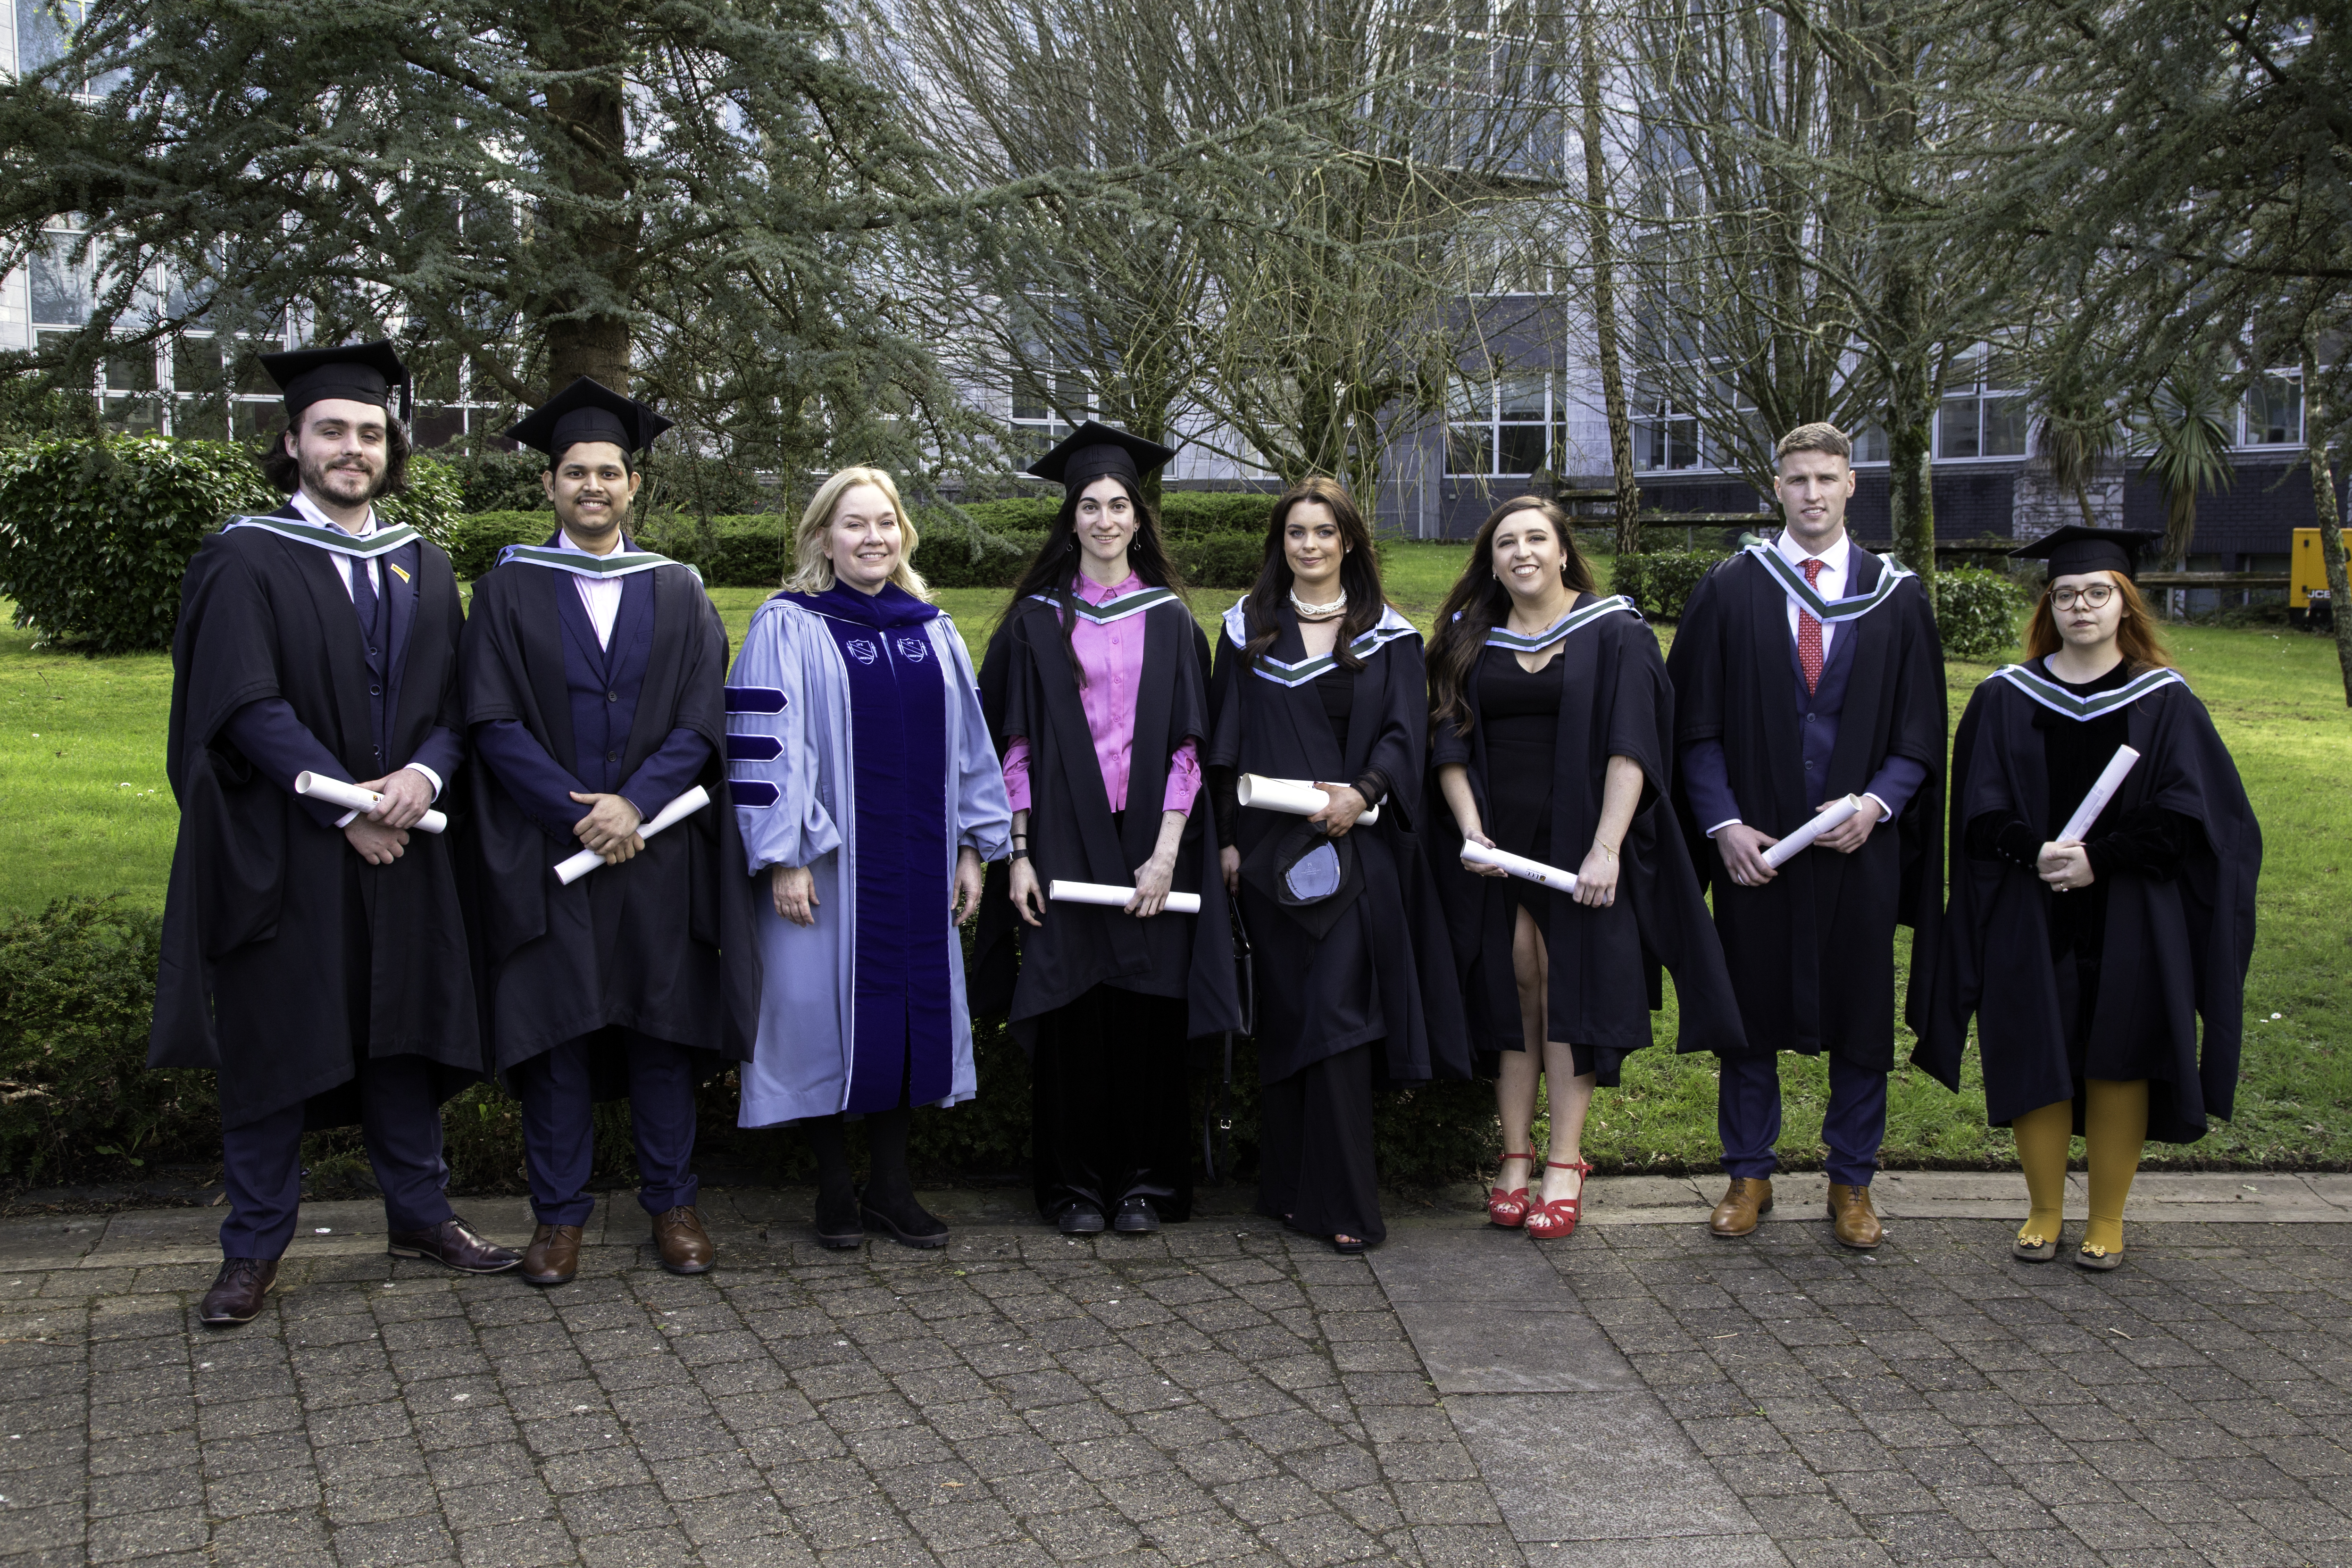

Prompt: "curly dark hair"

[257,407,412,498]
[1426,495,1598,742]
[1238,477,1391,671]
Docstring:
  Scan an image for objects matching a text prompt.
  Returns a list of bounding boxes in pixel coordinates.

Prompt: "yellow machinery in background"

[2291,528,2352,608]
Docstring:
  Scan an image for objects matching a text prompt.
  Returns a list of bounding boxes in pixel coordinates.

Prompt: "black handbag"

[1202,901,1254,1184]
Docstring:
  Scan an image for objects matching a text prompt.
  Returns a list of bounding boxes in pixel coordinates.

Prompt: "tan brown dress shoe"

[1827,1183,1884,1249]
[199,1258,279,1326]
[652,1207,714,1275]
[1710,1177,1774,1237]
[521,1224,583,1287]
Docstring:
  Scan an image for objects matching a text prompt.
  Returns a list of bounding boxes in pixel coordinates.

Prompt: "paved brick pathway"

[1,1175,2347,1566]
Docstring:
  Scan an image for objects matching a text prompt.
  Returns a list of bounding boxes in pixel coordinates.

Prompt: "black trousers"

[219,1053,453,1259]
[512,1028,701,1227]
[1256,1042,1384,1245]
[1030,986,1193,1222]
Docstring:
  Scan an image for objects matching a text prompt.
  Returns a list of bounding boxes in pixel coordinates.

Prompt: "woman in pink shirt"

[975,424,1244,1235]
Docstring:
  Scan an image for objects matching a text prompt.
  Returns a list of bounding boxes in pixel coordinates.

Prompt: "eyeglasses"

[2049,584,2114,610]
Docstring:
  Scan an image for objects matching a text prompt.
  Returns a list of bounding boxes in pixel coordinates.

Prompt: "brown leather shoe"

[1827,1183,1884,1249]
[1710,1177,1774,1237]
[652,1206,714,1275]
[521,1224,583,1287]
[199,1258,279,1326]
[386,1216,521,1274]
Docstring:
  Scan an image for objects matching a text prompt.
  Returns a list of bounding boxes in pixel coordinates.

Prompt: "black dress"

[1478,646,1566,919]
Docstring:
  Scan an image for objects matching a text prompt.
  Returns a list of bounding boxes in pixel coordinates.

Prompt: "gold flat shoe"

[2012,1232,2058,1263]
[2072,1243,2124,1271]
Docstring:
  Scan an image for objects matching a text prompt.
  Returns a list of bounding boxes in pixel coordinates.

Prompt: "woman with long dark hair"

[1206,477,1468,1252]
[1426,497,1741,1240]
[974,424,1243,1235]
[1921,527,2259,1270]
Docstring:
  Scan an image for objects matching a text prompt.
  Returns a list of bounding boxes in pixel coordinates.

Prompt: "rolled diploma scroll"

[295,771,447,834]
[553,785,712,885]
[2057,745,2139,843]
[1050,880,1203,916]
[1460,838,1579,893]
[1235,773,1381,826]
[1759,794,1863,869]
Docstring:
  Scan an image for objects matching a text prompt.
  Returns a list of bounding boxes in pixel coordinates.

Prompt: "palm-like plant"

[2140,367,2237,573]
[2031,361,2123,529]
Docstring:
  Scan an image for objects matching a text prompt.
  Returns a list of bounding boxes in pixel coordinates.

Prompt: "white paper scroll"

[554,785,711,885]
[2057,746,2140,844]
[1760,794,1863,868]
[1049,880,1203,915]
[1235,774,1382,826]
[296,772,448,834]
[1460,839,1580,893]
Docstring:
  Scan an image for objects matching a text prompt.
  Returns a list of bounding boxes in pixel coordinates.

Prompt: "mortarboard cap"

[2008,525,2159,581]
[1024,420,1177,495]
[257,339,411,424]
[505,377,673,461]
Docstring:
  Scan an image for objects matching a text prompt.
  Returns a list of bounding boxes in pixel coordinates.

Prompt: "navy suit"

[467,546,714,1227]
[210,516,467,1258]
[1682,577,1928,1189]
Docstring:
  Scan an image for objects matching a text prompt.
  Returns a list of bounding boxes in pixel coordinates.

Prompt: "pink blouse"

[1002,572,1202,816]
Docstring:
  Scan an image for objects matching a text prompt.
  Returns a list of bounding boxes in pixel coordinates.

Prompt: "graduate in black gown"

[1426,498,1743,1242]
[1206,478,1469,1252]
[153,342,518,1326]
[1919,527,2259,1269]
[974,424,1243,1234]
[1665,422,1946,1249]
[459,379,759,1286]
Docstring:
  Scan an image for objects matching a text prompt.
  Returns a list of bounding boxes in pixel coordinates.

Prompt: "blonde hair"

[785,466,931,598]
[1775,421,1852,467]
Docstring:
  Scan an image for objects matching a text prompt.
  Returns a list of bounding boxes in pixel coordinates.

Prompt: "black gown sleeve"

[2087,806,2202,881]
[1963,810,2040,868]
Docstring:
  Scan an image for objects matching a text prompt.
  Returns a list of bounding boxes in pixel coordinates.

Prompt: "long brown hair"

[2023,571,2175,672]
[1427,496,1599,742]
[1005,476,1187,684]
[1238,477,1390,670]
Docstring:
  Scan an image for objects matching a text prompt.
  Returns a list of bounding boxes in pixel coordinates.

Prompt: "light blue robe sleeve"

[941,617,1013,861]
[727,602,843,875]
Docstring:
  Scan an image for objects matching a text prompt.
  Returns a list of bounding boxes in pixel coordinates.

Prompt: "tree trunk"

[538,0,638,396]
[1579,7,1640,560]
[1887,416,1936,597]
[2302,353,2352,705]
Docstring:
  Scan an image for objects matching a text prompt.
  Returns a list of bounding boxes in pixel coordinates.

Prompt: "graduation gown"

[1208,601,1471,1087]
[727,587,1012,1125]
[1429,597,1744,1082]
[1665,549,1946,1069]
[151,507,479,1128]
[973,590,1243,1043]
[458,540,759,1082]
[1917,664,2259,1142]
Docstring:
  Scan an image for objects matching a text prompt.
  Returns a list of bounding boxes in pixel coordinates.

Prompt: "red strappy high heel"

[1525,1159,1593,1240]
[1486,1152,1536,1228]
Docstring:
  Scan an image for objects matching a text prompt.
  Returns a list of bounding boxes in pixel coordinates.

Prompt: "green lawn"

[5,542,2345,1171]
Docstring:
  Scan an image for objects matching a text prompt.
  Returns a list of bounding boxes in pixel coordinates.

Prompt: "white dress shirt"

[289,487,443,807]
[559,530,624,650]
[1776,526,1852,661]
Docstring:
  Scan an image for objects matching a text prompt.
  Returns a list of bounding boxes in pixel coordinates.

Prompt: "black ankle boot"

[860,1106,945,1248]
[806,1115,863,1250]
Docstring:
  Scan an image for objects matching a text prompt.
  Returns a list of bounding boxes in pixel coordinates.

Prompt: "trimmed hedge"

[1610,549,1731,621]
[1933,567,2031,662]
[0,898,1497,1194]
[0,435,466,652]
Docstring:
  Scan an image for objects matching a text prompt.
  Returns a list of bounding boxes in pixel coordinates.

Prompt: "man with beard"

[154,341,518,1328]
[459,378,755,1286]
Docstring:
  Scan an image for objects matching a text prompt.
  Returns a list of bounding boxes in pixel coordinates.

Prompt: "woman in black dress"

[1427,497,1740,1240]
[1207,477,1468,1251]
[1921,527,2259,1269]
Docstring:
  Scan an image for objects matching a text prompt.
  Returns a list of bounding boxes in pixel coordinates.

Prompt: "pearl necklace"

[1290,587,1347,620]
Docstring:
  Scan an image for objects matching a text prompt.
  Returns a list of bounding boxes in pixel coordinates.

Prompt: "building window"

[1936,349,2027,460]
[1632,381,1704,471]
[1449,371,1556,476]
[2242,371,2302,446]
[29,228,92,328]
[16,0,84,75]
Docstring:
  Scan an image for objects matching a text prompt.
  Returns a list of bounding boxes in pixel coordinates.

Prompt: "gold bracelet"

[1594,842,1619,859]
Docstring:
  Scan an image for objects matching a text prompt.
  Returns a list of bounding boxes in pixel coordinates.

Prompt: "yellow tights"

[2011,1079,2149,1256]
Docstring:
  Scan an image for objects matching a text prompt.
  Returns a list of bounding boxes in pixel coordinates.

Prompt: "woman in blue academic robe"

[726,467,1012,1249]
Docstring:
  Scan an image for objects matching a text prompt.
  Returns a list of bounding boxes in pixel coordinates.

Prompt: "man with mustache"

[458,378,756,1286]
[155,341,518,1328]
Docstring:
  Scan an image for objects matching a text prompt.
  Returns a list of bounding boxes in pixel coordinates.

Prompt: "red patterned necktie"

[1797,557,1826,694]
